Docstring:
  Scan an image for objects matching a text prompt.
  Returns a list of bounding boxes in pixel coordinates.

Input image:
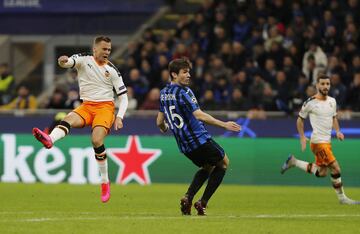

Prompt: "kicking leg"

[32,112,83,148]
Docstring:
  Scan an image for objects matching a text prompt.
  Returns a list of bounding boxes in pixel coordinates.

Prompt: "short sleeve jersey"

[70,53,127,102]
[299,96,337,143]
[159,83,211,153]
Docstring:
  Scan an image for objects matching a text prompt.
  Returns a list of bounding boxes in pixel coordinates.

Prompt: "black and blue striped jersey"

[159,83,211,153]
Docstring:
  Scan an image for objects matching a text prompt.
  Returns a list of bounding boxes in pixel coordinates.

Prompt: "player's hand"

[114,117,123,131]
[336,131,344,141]
[300,136,308,151]
[224,121,241,132]
[58,56,69,66]
[160,123,169,133]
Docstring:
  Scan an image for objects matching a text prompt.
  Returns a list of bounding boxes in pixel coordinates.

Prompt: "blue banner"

[1,115,360,138]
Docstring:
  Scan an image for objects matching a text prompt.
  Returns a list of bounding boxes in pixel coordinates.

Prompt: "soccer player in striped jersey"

[281,73,359,205]
[156,58,241,215]
[32,36,128,203]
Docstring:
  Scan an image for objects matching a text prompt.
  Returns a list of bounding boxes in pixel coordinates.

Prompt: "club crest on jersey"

[105,70,110,78]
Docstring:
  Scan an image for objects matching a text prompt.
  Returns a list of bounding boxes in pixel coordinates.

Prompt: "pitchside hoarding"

[1,134,359,186]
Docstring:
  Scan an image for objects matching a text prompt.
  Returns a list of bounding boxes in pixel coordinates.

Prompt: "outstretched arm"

[193,109,241,132]
[296,117,308,151]
[156,112,169,133]
[333,116,344,140]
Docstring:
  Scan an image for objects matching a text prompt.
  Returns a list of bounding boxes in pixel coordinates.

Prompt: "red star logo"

[108,135,161,185]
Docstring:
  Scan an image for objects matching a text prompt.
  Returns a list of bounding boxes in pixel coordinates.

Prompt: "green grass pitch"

[0,183,359,234]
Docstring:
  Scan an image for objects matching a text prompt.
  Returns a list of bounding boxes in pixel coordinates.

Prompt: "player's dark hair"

[94,36,111,45]
[168,57,192,80]
[316,73,330,83]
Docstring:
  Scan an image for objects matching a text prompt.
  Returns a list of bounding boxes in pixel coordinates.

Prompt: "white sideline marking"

[1,214,360,222]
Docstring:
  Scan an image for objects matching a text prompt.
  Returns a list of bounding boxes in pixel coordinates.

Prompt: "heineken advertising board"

[1,134,359,186]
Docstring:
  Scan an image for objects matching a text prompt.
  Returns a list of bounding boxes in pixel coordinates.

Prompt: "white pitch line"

[1,214,360,222]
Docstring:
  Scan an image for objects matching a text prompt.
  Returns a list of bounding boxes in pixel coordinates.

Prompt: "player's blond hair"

[93,36,111,45]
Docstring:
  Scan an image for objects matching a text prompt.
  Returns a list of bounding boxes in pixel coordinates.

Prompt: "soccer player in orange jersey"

[33,36,128,203]
[281,73,359,205]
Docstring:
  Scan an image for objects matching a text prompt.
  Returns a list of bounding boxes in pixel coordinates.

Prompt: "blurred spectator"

[322,25,340,54]
[0,63,15,105]
[124,87,138,111]
[55,69,79,93]
[213,77,231,105]
[140,59,157,88]
[172,43,189,59]
[302,54,323,85]
[273,71,291,112]
[249,73,267,109]
[64,88,81,109]
[346,73,360,111]
[153,54,169,82]
[210,25,230,54]
[302,40,328,82]
[201,89,218,110]
[193,56,206,80]
[139,88,160,110]
[46,89,66,109]
[231,41,247,73]
[176,28,194,47]
[264,26,283,52]
[291,72,310,111]
[262,58,277,85]
[329,73,347,109]
[199,72,215,97]
[344,55,360,86]
[227,88,248,111]
[208,56,232,81]
[305,85,317,99]
[270,0,292,25]
[219,42,233,68]
[127,68,149,104]
[188,12,208,38]
[196,26,210,55]
[260,84,276,111]
[232,71,250,97]
[0,84,37,110]
[158,69,170,89]
[233,13,252,43]
[283,55,301,89]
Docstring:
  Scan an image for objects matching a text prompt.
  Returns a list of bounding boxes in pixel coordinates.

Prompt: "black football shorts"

[184,138,225,167]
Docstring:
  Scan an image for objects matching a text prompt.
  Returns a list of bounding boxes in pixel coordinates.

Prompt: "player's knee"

[217,160,228,170]
[331,168,341,175]
[222,155,229,169]
[315,170,326,177]
[91,136,104,147]
[221,161,228,170]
